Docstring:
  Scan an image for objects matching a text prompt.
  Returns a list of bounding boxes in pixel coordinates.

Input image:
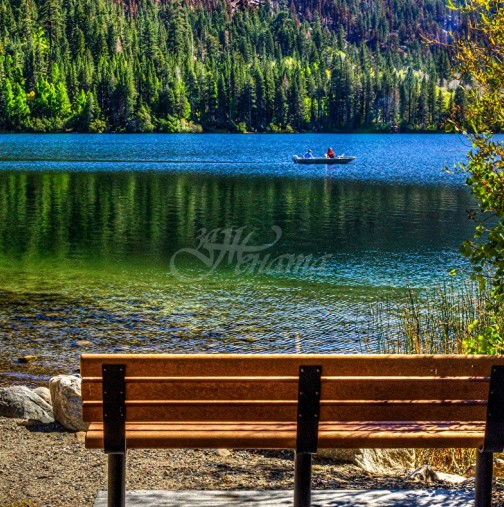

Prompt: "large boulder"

[0,386,54,423]
[33,386,52,406]
[317,448,416,474]
[49,375,89,432]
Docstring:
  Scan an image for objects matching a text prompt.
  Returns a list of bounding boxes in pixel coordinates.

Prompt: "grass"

[365,280,487,355]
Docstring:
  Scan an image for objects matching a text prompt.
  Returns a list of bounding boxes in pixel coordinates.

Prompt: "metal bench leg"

[294,451,312,507]
[108,453,126,507]
[475,451,493,507]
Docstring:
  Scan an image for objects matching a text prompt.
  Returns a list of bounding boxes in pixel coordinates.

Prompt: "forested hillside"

[0,0,465,132]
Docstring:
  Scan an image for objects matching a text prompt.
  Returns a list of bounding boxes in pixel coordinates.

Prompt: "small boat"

[293,155,356,165]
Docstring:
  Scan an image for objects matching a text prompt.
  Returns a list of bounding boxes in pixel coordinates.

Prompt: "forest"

[0,0,466,133]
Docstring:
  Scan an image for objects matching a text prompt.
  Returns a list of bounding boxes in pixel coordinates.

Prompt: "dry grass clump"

[415,448,477,476]
[366,281,485,355]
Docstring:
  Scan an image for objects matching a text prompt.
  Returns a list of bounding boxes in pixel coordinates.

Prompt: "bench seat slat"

[82,377,490,402]
[83,376,491,382]
[85,421,486,450]
[84,399,488,406]
[80,353,504,378]
[83,400,488,423]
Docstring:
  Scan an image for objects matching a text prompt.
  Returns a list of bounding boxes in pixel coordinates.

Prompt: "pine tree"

[0,0,458,132]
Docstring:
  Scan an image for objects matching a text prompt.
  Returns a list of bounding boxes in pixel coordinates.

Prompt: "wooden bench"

[81,353,504,507]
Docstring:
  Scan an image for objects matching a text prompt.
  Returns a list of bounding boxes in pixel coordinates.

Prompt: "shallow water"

[0,133,476,380]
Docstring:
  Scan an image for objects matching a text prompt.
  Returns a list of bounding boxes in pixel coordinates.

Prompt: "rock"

[317,448,416,474]
[0,386,54,423]
[409,465,470,485]
[76,340,92,347]
[33,387,52,406]
[18,355,38,363]
[216,449,232,457]
[75,431,86,443]
[49,375,89,432]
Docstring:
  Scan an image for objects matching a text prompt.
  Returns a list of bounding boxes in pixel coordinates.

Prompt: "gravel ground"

[2,417,504,507]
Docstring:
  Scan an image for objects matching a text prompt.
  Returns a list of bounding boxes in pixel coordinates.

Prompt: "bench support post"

[477,365,504,507]
[294,365,322,507]
[108,453,126,507]
[102,364,127,507]
[294,452,312,507]
[475,451,493,507]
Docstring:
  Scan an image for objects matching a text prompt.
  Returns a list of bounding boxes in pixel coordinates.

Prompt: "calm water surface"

[0,134,475,381]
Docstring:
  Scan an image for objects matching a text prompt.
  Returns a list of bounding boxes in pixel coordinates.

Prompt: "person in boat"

[326,147,335,159]
[304,149,314,158]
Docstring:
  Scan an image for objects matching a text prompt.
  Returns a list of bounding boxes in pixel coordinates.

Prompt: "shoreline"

[0,130,454,135]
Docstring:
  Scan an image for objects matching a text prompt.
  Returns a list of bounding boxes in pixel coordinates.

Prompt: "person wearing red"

[326,147,335,158]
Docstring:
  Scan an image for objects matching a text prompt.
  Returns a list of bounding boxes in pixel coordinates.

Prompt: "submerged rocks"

[17,355,38,363]
[49,375,89,432]
[0,385,54,423]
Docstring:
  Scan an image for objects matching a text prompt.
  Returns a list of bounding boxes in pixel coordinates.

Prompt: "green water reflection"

[0,172,471,261]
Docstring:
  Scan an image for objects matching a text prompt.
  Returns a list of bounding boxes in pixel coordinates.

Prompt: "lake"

[0,133,475,383]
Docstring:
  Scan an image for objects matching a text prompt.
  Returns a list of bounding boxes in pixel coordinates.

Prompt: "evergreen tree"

[0,0,462,132]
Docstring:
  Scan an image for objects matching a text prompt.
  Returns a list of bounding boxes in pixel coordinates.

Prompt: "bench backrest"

[81,353,504,425]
